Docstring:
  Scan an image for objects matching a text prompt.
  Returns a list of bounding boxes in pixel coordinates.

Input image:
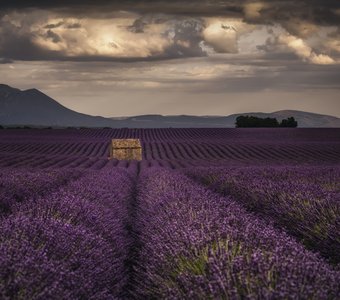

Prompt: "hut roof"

[111,139,141,149]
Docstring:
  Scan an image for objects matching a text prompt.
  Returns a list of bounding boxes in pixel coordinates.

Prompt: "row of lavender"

[186,166,340,264]
[0,128,339,169]
[2,128,338,142]
[0,169,81,216]
[1,166,340,298]
[0,168,135,299]
[0,145,338,171]
[134,168,339,298]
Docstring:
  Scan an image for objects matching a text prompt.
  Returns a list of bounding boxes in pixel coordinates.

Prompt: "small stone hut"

[110,139,142,160]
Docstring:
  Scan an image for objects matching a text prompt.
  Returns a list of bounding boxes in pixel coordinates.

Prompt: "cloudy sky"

[0,0,339,117]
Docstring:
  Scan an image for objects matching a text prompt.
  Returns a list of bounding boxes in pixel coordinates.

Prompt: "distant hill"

[0,84,114,127]
[1,84,340,128]
[112,112,340,128]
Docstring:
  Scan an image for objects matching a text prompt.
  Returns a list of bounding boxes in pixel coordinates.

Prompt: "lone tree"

[236,116,298,128]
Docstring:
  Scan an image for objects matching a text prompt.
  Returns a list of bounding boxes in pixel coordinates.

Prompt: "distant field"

[0,128,339,169]
[0,128,339,299]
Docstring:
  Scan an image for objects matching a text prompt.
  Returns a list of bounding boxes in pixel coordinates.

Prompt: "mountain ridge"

[1,84,339,128]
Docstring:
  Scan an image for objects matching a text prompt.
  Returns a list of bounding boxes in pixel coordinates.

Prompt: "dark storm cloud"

[66,23,82,29]
[127,16,206,57]
[127,15,168,33]
[0,1,339,25]
[0,9,209,61]
[44,21,64,29]
[0,0,338,68]
[46,30,61,43]
[0,16,62,61]
[44,21,81,29]
[0,57,13,63]
[0,0,339,62]
[0,39,62,61]
[245,1,339,26]
[0,1,240,13]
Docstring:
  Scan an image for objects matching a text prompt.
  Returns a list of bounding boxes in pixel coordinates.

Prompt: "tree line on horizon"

[1,116,298,129]
[235,116,298,128]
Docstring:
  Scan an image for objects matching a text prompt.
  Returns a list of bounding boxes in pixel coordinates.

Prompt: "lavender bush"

[0,215,117,299]
[0,169,80,216]
[186,166,340,264]
[0,168,135,299]
[135,168,340,299]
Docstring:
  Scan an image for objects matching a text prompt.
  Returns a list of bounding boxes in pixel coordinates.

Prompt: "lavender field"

[0,128,339,299]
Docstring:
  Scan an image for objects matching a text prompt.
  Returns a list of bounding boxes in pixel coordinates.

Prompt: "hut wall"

[111,148,142,161]
[110,139,142,160]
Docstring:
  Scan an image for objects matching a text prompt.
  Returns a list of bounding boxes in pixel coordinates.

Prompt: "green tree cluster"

[236,116,298,128]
